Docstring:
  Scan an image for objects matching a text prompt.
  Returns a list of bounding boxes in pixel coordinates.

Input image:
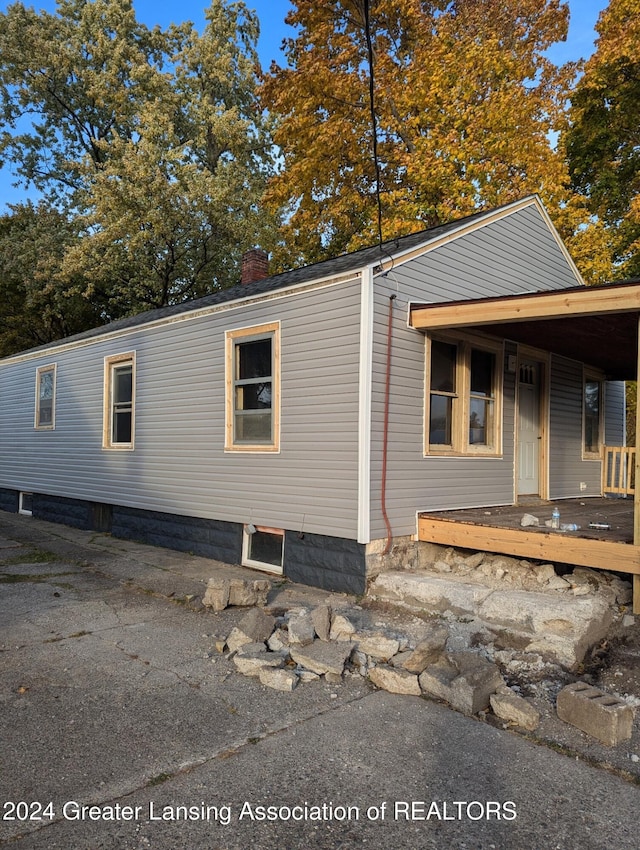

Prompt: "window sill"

[425,449,503,459]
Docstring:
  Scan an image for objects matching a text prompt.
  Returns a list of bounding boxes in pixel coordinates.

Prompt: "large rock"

[355,632,400,661]
[369,665,421,696]
[329,613,357,641]
[311,603,332,642]
[233,645,287,677]
[490,691,540,731]
[287,611,316,646]
[202,578,230,612]
[226,608,276,653]
[419,652,503,716]
[401,627,449,673]
[290,640,354,677]
[228,578,271,607]
[259,667,298,692]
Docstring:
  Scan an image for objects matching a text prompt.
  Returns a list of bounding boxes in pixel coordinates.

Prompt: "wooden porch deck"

[418,497,640,578]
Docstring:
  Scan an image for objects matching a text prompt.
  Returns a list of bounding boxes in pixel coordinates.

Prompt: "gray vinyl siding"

[548,356,602,498]
[367,205,582,540]
[395,204,579,304]
[605,381,626,446]
[0,279,362,539]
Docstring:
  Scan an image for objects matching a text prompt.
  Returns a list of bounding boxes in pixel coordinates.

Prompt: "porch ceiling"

[409,280,640,380]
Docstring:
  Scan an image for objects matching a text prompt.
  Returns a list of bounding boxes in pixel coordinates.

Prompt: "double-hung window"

[103,352,135,449]
[427,335,502,455]
[583,370,603,458]
[35,364,56,429]
[225,322,280,452]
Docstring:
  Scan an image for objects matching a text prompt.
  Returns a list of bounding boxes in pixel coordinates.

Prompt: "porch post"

[634,317,640,614]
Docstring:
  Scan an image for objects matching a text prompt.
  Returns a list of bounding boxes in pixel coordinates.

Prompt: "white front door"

[517,361,541,496]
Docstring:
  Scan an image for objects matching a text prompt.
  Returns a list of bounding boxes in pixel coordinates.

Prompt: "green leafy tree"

[564,0,640,279]
[0,203,100,356]
[261,0,584,268]
[0,0,277,330]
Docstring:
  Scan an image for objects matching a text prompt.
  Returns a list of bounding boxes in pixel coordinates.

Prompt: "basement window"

[19,492,33,516]
[242,525,284,575]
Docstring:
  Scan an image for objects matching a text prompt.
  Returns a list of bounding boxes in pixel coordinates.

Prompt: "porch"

[409,281,640,611]
[418,496,640,610]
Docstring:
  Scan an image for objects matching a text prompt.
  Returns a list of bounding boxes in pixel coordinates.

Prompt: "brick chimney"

[241,248,269,285]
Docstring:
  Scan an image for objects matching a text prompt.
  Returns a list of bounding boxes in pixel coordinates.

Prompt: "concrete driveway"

[0,513,638,850]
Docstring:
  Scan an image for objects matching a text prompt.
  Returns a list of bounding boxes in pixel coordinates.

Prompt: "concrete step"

[368,570,614,669]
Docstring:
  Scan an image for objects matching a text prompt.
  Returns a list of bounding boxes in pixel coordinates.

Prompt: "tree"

[261,0,584,268]
[0,203,100,356]
[0,0,277,327]
[564,0,640,279]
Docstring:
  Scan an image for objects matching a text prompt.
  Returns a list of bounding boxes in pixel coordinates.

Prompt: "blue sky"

[0,0,609,209]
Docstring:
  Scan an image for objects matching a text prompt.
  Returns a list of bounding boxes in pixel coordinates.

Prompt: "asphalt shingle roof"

[10,204,503,355]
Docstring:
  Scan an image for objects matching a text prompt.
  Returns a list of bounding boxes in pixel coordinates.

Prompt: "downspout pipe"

[381,293,396,555]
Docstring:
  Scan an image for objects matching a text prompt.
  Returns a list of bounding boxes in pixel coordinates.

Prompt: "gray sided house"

[0,196,633,594]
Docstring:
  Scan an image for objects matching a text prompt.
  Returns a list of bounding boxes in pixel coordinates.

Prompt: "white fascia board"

[357,265,374,544]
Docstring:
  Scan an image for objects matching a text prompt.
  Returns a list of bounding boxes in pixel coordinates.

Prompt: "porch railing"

[602,446,636,496]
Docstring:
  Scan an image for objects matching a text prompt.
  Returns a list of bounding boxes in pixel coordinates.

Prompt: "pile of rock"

[203,576,540,730]
[416,543,632,603]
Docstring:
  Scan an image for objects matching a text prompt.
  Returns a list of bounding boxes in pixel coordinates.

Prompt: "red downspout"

[381,293,396,555]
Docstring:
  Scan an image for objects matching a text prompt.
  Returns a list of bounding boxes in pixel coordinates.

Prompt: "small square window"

[242,525,284,574]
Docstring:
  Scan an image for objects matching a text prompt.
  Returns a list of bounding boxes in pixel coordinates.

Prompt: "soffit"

[410,282,640,380]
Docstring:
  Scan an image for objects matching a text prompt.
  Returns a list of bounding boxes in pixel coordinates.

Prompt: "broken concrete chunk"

[311,603,332,642]
[401,626,449,674]
[227,608,276,653]
[369,665,421,696]
[419,652,503,716]
[490,691,540,731]
[536,564,557,584]
[520,513,540,527]
[329,612,356,641]
[203,578,230,612]
[267,627,289,652]
[290,640,354,677]
[287,612,316,646]
[228,578,271,608]
[259,667,298,692]
[298,670,321,683]
[233,645,287,677]
[546,575,571,591]
[355,632,400,661]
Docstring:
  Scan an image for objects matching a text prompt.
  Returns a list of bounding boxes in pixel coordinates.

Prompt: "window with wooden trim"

[583,371,603,458]
[225,323,280,452]
[426,335,502,455]
[35,364,56,429]
[103,352,135,449]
